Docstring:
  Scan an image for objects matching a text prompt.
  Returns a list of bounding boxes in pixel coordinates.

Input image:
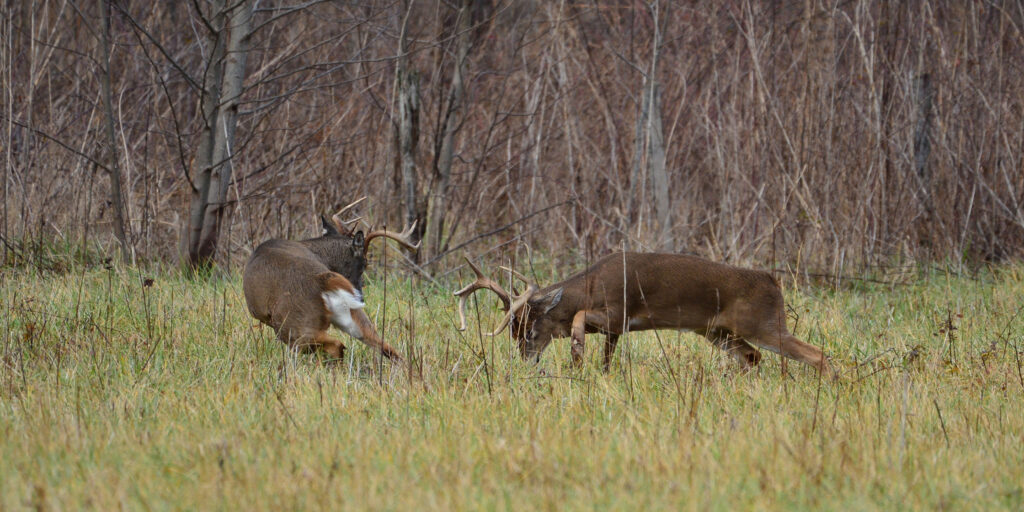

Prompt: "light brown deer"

[243,209,418,362]
[454,252,831,375]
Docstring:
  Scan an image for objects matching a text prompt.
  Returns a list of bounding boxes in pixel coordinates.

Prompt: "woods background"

[3,0,1023,272]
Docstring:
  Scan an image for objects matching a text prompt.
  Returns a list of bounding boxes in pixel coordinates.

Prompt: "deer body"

[456,252,830,375]
[243,213,417,362]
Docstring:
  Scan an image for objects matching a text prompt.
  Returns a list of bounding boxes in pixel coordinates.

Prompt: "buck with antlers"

[454,252,832,375]
[243,201,419,362]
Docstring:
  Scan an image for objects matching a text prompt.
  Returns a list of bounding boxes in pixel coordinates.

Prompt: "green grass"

[2,259,1023,510]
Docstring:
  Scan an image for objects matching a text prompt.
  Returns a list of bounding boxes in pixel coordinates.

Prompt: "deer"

[454,252,832,376]
[243,203,419,362]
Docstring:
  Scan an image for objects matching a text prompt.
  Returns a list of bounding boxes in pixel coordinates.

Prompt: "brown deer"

[243,209,418,362]
[454,252,832,375]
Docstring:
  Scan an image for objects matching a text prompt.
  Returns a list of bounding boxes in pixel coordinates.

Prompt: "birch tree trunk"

[185,0,254,268]
[428,0,472,258]
[632,1,670,249]
[646,83,670,248]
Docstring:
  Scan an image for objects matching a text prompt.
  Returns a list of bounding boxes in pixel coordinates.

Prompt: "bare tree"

[393,1,426,255]
[186,0,255,268]
[630,1,670,249]
[7,1,1024,268]
[98,0,131,262]
[426,0,472,259]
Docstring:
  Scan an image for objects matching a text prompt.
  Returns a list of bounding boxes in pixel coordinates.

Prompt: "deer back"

[520,252,784,335]
[242,217,366,333]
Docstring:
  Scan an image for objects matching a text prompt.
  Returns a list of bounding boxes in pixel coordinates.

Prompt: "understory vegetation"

[2,257,1022,510]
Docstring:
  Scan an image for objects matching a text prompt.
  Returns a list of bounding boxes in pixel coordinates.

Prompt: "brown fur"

[499,252,830,375]
[243,238,403,362]
[318,272,356,294]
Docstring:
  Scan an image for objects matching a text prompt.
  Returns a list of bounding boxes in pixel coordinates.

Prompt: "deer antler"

[364,220,420,253]
[330,197,367,235]
[487,284,537,337]
[335,196,366,218]
[453,258,537,335]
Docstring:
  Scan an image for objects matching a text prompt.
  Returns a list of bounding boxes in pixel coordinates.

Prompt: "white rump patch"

[322,288,365,339]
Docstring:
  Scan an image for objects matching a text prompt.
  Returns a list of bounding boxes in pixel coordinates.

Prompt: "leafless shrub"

[2,1,1022,271]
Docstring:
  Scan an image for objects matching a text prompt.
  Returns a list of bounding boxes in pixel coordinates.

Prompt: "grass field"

[2,255,1023,510]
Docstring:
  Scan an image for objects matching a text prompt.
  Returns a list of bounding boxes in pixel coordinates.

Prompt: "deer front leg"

[572,310,619,367]
[570,310,588,366]
[603,333,620,372]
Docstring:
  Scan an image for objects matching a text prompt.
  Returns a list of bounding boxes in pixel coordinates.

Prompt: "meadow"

[1,253,1023,510]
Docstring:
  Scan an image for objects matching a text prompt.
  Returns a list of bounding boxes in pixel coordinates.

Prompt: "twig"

[933,399,950,448]
[423,198,576,267]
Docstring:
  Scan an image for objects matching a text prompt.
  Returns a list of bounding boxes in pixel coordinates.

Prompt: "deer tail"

[318,272,365,337]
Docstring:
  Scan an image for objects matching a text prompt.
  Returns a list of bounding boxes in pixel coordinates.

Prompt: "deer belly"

[627,316,693,332]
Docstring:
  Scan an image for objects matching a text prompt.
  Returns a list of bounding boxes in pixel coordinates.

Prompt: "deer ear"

[532,287,563,314]
[352,230,365,247]
[321,214,339,236]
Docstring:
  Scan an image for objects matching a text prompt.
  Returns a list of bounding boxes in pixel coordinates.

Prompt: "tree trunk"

[429,0,472,258]
[397,68,420,237]
[632,1,670,249]
[395,2,424,257]
[646,83,670,248]
[99,0,131,263]
[185,0,253,269]
[913,71,934,209]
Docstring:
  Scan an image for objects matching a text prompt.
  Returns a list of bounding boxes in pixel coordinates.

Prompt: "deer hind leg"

[703,328,762,369]
[322,278,403,363]
[748,329,830,375]
[602,333,620,372]
[347,308,404,362]
[313,331,347,361]
[275,326,345,362]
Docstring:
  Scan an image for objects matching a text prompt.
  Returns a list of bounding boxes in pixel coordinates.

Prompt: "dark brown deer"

[454,252,831,375]
[243,209,418,361]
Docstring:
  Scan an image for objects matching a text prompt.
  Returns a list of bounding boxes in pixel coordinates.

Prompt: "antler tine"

[454,257,487,287]
[365,220,421,251]
[334,196,366,218]
[327,197,367,235]
[484,284,538,337]
[453,258,512,331]
[330,213,362,235]
[498,265,532,286]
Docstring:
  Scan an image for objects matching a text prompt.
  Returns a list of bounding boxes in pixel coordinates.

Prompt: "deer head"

[453,258,564,360]
[297,214,367,290]
[303,200,420,291]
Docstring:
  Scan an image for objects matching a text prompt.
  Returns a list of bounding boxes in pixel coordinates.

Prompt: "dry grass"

[1,257,1023,510]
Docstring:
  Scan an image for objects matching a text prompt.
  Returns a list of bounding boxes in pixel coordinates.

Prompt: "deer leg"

[703,328,762,369]
[275,325,319,354]
[571,310,619,367]
[570,310,588,366]
[313,331,347,361]
[750,331,831,376]
[602,333,620,372]
[344,308,404,362]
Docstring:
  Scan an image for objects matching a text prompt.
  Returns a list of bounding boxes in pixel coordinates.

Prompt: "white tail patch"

[322,288,365,339]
